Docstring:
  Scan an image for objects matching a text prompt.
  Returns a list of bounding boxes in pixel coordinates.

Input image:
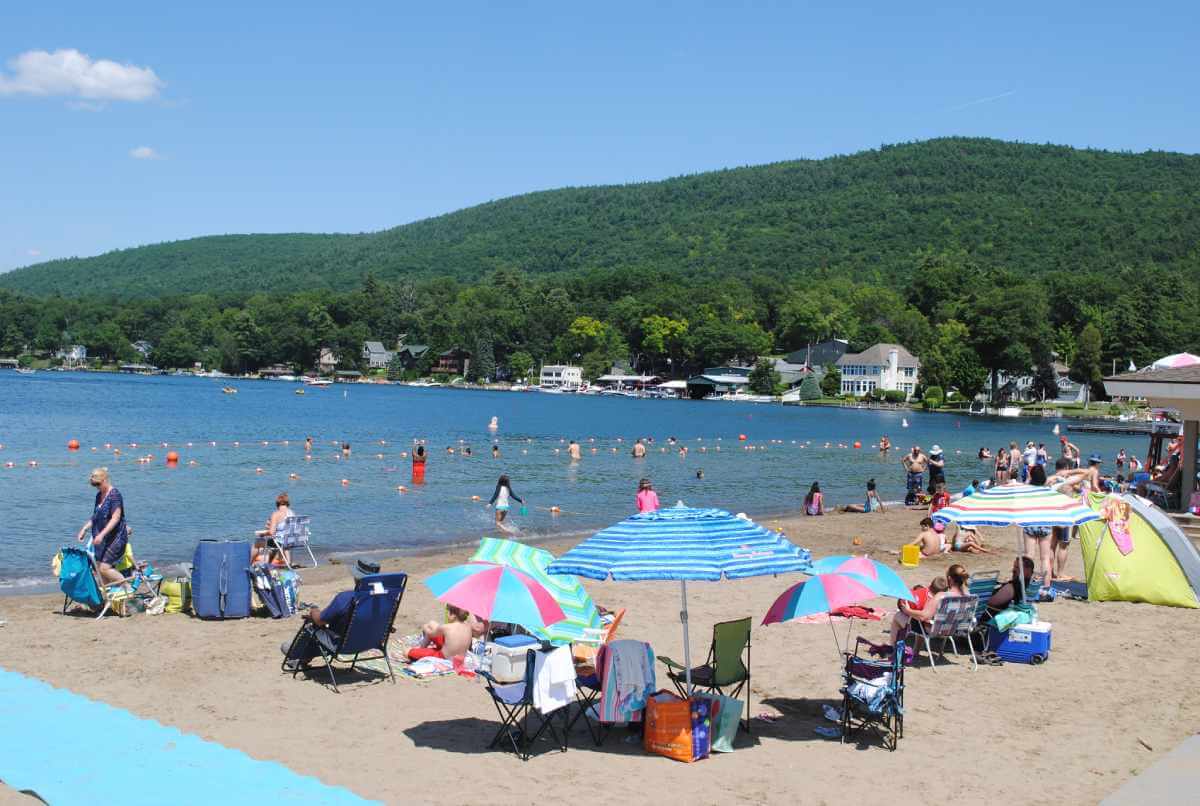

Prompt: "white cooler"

[486,635,540,683]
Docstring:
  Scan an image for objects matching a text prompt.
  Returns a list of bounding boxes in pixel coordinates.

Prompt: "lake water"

[0,372,1135,590]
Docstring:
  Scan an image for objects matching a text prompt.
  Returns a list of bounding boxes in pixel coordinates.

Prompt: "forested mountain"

[4,137,1199,298]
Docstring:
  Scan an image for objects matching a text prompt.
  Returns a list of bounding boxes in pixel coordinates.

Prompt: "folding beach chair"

[659,617,752,732]
[840,635,905,751]
[281,573,407,692]
[270,516,317,569]
[480,648,566,760]
[568,609,625,745]
[966,572,1000,651]
[59,543,163,620]
[908,595,980,671]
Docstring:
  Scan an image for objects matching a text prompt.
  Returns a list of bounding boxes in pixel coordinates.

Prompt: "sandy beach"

[2,507,1197,805]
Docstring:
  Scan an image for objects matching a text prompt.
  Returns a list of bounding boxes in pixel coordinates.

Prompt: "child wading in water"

[488,474,523,526]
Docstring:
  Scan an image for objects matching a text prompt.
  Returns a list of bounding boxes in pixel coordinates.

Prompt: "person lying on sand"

[408,605,475,661]
[952,524,994,554]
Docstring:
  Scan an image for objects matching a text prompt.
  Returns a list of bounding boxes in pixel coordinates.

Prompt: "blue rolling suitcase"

[191,540,252,619]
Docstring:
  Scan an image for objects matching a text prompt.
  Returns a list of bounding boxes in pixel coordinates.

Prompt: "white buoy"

[1052,423,1060,435]
[902,418,909,428]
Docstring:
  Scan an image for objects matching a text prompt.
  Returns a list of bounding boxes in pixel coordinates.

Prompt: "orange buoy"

[166,451,180,464]
[738,434,747,441]
[67,439,80,451]
[471,495,481,501]
[853,441,862,449]
[550,506,561,514]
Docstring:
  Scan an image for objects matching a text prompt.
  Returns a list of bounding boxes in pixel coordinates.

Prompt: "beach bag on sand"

[694,692,741,753]
[248,563,289,618]
[643,691,712,763]
[160,577,191,614]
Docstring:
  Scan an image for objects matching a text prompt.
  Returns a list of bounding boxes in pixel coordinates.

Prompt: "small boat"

[15,367,35,375]
[294,388,305,395]
[303,377,333,388]
[222,386,238,394]
[997,406,1022,418]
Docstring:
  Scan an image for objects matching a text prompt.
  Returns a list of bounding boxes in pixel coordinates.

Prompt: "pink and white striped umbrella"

[1151,353,1200,370]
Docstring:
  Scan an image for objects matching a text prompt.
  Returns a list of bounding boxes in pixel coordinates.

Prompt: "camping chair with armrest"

[270,516,317,569]
[59,542,162,620]
[966,571,1000,651]
[480,648,567,761]
[281,573,407,692]
[840,634,905,751]
[568,608,626,745]
[658,616,752,732]
[907,595,979,671]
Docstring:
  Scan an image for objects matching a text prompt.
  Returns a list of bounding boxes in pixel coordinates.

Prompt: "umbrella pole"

[680,580,692,695]
[827,614,843,661]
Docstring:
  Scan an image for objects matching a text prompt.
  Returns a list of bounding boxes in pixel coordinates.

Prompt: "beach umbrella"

[810,555,916,602]
[930,483,1100,529]
[424,562,565,630]
[762,573,880,625]
[470,537,601,645]
[1151,352,1200,370]
[546,504,812,692]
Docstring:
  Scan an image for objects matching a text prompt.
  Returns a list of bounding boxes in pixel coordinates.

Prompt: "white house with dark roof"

[836,343,920,399]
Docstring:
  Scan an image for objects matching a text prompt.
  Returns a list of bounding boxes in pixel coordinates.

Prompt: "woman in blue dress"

[75,467,129,585]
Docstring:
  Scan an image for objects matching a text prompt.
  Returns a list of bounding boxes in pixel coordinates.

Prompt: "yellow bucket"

[900,544,921,568]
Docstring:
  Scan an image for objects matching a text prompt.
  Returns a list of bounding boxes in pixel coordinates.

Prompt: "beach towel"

[599,640,655,723]
[532,646,576,714]
[401,656,455,679]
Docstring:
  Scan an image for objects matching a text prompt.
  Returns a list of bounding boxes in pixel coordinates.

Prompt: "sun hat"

[930,444,943,455]
[932,521,946,533]
[1088,453,1103,464]
[351,558,381,581]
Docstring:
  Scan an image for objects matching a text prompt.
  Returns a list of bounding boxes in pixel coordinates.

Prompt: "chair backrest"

[968,574,1000,620]
[59,546,103,609]
[338,581,405,655]
[276,516,311,549]
[1021,574,1044,604]
[927,595,979,638]
[356,572,409,594]
[711,617,751,686]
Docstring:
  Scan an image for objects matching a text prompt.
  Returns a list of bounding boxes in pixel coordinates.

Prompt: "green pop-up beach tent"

[470,537,602,644]
[1076,493,1200,608]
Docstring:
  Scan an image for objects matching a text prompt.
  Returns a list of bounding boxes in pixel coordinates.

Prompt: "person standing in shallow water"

[568,440,581,461]
[488,474,523,526]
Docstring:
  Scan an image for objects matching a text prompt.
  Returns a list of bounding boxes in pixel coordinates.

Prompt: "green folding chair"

[658,616,752,732]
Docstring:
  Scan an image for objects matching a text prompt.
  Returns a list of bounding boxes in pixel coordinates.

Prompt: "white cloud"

[0,49,164,102]
[26,248,41,257]
[129,145,162,160]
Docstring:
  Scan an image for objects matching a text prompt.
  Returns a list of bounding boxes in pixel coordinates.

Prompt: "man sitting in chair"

[281,558,380,670]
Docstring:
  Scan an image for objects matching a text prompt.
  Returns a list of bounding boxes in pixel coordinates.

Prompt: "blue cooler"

[989,621,1052,664]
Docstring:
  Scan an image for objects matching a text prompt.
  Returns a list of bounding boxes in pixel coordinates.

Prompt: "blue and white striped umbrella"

[931,483,1100,529]
[547,505,812,692]
[547,506,813,582]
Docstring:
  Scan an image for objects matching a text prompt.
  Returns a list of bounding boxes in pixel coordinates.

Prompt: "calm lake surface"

[0,372,1134,589]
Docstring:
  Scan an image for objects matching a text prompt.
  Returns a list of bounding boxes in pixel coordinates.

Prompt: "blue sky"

[1,1,1195,272]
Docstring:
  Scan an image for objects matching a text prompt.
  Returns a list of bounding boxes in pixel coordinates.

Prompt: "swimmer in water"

[568,440,581,461]
[342,442,351,458]
[462,445,472,457]
[492,444,500,458]
[488,474,523,526]
[304,436,313,453]
[879,435,891,453]
[696,469,704,479]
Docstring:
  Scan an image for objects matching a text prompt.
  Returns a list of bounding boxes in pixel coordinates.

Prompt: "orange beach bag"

[642,691,713,763]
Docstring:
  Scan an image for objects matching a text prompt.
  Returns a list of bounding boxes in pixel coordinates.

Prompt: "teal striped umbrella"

[471,537,601,646]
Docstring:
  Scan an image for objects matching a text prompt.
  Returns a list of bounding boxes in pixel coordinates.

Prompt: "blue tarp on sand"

[0,667,376,805]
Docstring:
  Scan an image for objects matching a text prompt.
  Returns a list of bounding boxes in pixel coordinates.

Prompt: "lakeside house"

[786,338,849,369]
[132,340,153,358]
[431,348,471,377]
[539,364,582,390]
[362,341,394,369]
[836,343,920,399]
[994,359,1085,404]
[56,345,87,368]
[686,366,753,398]
[595,373,659,390]
[317,348,338,374]
[392,343,429,371]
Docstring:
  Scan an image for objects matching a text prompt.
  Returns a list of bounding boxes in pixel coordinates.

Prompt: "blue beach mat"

[0,667,377,805]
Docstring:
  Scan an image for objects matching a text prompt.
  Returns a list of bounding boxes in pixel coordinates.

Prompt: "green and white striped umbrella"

[471,537,601,645]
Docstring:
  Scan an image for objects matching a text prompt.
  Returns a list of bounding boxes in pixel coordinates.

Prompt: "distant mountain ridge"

[3,136,1198,298]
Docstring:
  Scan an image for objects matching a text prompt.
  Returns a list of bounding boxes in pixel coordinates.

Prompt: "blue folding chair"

[480,648,567,760]
[840,635,905,751]
[282,573,407,692]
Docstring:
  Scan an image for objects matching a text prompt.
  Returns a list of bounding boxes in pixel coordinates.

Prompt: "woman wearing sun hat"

[927,444,946,493]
